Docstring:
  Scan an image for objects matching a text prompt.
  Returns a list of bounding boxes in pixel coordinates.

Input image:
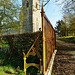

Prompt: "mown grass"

[0,65,24,75]
[52,73,56,75]
[0,65,25,75]
[0,66,15,75]
[0,71,15,75]
[57,36,75,43]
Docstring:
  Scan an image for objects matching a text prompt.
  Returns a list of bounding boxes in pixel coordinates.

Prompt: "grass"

[57,36,75,43]
[0,66,15,75]
[0,65,24,75]
[0,71,15,75]
[52,73,56,75]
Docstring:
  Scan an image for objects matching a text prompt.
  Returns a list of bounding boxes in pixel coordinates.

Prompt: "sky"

[44,0,63,28]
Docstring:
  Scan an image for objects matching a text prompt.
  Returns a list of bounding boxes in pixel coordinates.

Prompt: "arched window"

[27,1,29,7]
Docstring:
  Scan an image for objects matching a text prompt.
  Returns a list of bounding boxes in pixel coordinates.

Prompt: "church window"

[27,1,29,7]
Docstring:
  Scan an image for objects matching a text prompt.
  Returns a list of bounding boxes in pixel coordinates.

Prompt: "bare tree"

[40,0,51,7]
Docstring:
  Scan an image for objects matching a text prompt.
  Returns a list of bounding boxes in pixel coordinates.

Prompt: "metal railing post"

[41,4,45,75]
[23,52,26,75]
[40,59,42,74]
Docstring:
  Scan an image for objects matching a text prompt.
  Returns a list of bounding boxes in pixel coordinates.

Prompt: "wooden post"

[41,4,45,75]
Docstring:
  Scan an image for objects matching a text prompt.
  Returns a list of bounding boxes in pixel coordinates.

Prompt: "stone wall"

[32,0,42,32]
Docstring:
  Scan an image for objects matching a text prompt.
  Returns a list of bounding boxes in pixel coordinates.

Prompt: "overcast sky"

[44,0,63,28]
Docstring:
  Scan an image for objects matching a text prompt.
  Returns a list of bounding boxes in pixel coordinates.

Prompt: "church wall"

[20,0,42,33]
[32,0,42,32]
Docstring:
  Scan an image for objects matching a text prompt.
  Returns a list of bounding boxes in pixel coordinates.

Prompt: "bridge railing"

[42,5,56,74]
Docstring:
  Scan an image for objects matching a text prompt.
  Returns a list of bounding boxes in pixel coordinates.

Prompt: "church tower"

[20,0,42,33]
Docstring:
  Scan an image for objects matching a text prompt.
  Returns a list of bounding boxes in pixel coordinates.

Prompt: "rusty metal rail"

[42,4,56,74]
[23,30,42,75]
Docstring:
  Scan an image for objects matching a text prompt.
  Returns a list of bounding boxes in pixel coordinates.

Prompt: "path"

[52,40,75,75]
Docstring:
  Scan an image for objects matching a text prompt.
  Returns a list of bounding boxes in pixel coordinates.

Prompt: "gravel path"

[52,40,75,75]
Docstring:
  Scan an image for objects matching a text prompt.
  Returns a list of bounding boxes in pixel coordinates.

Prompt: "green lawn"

[52,73,56,75]
[0,66,15,75]
[0,71,15,75]
[0,66,24,75]
[57,36,75,43]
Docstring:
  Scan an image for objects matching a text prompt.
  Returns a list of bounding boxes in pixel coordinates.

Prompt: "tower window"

[36,3,38,8]
[27,1,29,7]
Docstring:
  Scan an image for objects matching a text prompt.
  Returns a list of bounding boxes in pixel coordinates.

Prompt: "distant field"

[57,36,75,43]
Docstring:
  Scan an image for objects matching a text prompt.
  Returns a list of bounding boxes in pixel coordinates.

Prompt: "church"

[20,0,42,33]
[1,0,42,35]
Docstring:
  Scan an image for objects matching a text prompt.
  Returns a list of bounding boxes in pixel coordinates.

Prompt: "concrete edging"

[45,50,57,75]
